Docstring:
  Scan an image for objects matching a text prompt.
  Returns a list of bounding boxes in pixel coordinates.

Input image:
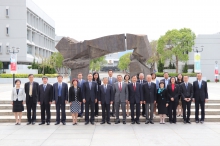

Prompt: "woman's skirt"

[12,100,24,112]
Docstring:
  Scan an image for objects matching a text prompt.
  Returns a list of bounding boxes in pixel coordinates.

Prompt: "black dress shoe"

[107,122,111,124]
[95,115,98,117]
[136,121,140,124]
[55,122,60,125]
[143,114,146,117]
[47,122,50,125]
[112,114,115,117]
[183,120,186,124]
[169,122,172,124]
[39,122,45,125]
[150,121,154,124]
[85,122,89,125]
[100,122,105,124]
[195,120,199,123]
[62,122,66,125]
[200,120,204,124]
[27,122,31,125]
[187,121,191,124]
[173,122,176,124]
[115,121,120,124]
[145,121,149,124]
[91,122,94,125]
[32,122,35,125]
[131,121,135,124]
[123,121,126,124]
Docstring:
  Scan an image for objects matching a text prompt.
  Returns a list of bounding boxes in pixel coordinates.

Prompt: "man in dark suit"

[98,77,113,124]
[142,75,157,124]
[137,73,147,117]
[38,76,53,125]
[193,73,208,124]
[24,74,39,125]
[160,72,170,116]
[77,72,86,118]
[53,75,68,125]
[108,69,117,117]
[83,73,98,125]
[128,75,143,124]
[180,75,193,124]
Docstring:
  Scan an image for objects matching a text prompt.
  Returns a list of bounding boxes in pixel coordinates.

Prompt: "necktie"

[199,81,201,88]
[110,78,112,84]
[29,83,32,96]
[141,80,142,84]
[185,83,188,89]
[133,83,136,91]
[43,85,46,91]
[58,84,61,96]
[119,82,122,91]
[148,82,151,87]
[104,85,107,93]
[89,82,92,90]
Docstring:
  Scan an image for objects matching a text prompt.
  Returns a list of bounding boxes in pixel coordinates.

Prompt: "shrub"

[156,72,197,77]
[0,74,58,78]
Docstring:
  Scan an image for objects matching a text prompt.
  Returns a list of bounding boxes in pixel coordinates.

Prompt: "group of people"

[11,70,208,125]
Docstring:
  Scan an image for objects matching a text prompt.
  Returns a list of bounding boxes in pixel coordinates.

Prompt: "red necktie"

[133,83,136,91]
[119,82,122,91]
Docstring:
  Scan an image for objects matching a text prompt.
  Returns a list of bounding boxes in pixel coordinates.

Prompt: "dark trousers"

[79,103,84,116]
[110,102,115,115]
[101,103,110,122]
[85,98,95,122]
[130,102,140,121]
[26,96,36,122]
[169,101,178,122]
[40,102,51,123]
[142,104,145,116]
[182,100,191,121]
[195,99,205,121]
[95,102,99,116]
[55,97,66,123]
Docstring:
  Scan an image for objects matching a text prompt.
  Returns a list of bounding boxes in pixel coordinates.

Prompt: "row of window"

[27,9,55,38]
[27,44,52,58]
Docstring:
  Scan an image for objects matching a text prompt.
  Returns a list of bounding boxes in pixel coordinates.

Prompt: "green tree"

[168,61,172,69]
[157,28,196,73]
[182,63,188,73]
[0,61,3,69]
[89,56,107,71]
[118,52,132,71]
[172,63,176,69]
[158,60,164,72]
[50,52,64,74]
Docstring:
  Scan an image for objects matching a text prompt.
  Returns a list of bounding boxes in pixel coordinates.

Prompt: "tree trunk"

[175,55,178,73]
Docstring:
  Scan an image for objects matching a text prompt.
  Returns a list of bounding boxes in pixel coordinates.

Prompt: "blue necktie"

[104,85,107,93]
[89,82,92,90]
[110,78,112,84]
[199,81,201,89]
[185,83,188,89]
[43,85,46,91]
[58,84,61,96]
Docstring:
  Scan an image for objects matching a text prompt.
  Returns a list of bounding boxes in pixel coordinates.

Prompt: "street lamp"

[9,47,20,87]
[215,61,219,83]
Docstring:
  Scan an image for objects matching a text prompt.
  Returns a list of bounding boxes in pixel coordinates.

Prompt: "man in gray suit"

[108,69,117,117]
[113,75,128,124]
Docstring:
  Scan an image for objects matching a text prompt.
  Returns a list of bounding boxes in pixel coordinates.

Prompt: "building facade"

[0,0,55,70]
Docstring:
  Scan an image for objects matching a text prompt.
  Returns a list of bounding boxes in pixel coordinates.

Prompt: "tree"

[89,56,107,71]
[50,52,64,74]
[157,28,196,73]
[158,60,164,72]
[172,63,176,69]
[118,52,132,71]
[168,61,172,69]
[182,63,188,73]
[0,61,3,69]
[147,40,159,70]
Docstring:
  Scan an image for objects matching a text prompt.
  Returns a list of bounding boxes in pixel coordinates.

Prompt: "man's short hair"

[163,72,169,75]
[42,76,48,80]
[108,69,113,73]
[78,72,82,75]
[28,74,34,77]
[57,74,63,78]
[131,75,137,79]
[117,75,122,77]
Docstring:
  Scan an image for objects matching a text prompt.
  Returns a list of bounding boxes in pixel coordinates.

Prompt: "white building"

[0,0,55,70]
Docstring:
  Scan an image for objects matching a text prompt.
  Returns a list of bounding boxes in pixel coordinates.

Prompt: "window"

[6,7,9,17]
[27,45,32,55]
[0,43,2,53]
[6,25,9,35]
[6,43,10,53]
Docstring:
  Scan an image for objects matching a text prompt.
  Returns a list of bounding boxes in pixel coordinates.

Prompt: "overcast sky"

[32,0,220,42]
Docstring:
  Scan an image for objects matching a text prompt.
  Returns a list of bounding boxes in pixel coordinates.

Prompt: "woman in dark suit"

[69,79,82,125]
[156,81,169,124]
[167,77,180,124]
[11,79,26,125]
[176,73,183,117]
[93,72,101,117]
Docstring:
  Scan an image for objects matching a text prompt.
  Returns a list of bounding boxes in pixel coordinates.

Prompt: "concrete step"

[0,109,219,116]
[0,103,219,109]
[0,115,219,123]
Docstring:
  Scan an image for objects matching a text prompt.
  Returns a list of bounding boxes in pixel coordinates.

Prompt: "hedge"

[0,74,58,78]
[155,73,197,77]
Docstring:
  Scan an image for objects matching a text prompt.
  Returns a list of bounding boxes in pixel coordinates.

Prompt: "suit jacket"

[108,77,117,85]
[180,82,193,100]
[98,84,113,104]
[137,79,147,84]
[193,80,208,101]
[160,78,170,88]
[82,81,98,102]
[11,87,26,101]
[113,82,128,103]
[167,84,180,102]
[78,79,86,91]
[69,86,82,102]
[24,81,39,103]
[53,82,68,103]
[142,82,157,103]
[128,82,142,103]
[38,84,53,104]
